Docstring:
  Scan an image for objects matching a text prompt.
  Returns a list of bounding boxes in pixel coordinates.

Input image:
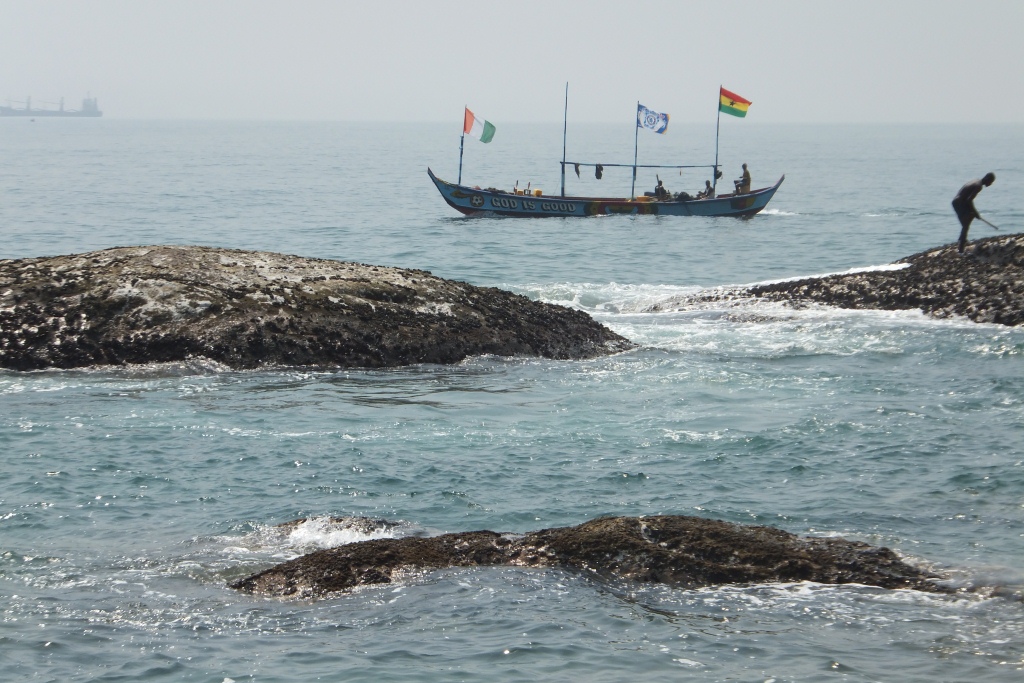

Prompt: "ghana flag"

[719,87,752,118]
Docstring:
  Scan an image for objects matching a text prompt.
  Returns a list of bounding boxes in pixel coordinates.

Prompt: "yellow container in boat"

[514,189,524,195]
[533,189,542,197]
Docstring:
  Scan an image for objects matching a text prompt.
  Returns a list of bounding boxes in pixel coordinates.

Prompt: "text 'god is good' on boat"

[428,85,784,218]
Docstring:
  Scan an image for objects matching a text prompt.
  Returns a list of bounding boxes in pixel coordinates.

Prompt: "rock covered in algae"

[650,235,1024,326]
[748,235,1024,325]
[0,245,633,370]
[230,515,944,598]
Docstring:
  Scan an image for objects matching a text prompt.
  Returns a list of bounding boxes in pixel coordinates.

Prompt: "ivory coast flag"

[464,107,496,143]
[719,87,752,118]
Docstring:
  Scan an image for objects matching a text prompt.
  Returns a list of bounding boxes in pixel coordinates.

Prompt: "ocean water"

[1,119,1023,682]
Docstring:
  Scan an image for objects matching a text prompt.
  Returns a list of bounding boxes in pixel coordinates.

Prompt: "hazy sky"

[2,0,1022,123]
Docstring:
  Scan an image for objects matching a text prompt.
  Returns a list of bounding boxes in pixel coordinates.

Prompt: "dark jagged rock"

[652,236,1024,326]
[748,236,1024,325]
[0,246,633,370]
[230,515,944,598]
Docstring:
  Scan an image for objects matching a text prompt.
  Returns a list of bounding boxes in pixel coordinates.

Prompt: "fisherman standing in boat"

[952,172,996,253]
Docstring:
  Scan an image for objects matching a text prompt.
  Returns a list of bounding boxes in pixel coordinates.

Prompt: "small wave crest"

[220,516,403,559]
[512,281,703,315]
[750,262,910,287]
[274,515,401,551]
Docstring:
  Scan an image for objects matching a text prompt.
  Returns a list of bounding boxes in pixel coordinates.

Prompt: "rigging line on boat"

[561,162,716,170]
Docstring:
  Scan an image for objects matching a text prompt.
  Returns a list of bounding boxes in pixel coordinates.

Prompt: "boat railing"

[561,161,717,171]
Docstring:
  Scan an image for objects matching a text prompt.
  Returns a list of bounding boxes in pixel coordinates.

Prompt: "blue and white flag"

[637,104,669,134]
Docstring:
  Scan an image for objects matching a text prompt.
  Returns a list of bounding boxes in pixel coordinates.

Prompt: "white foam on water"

[516,276,1024,363]
[747,261,911,286]
[515,271,917,324]
[187,516,406,569]
[513,281,704,314]
[604,305,932,358]
[281,516,397,551]
[662,429,728,443]
[672,657,705,667]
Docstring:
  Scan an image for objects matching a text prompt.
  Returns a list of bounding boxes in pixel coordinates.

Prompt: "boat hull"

[428,168,784,218]
[0,107,102,117]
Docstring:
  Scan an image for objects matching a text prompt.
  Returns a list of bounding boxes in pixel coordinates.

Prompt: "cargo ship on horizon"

[0,96,102,117]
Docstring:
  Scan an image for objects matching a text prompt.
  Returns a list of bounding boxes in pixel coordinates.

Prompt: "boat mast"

[560,82,568,197]
[631,100,639,199]
[458,105,466,185]
[713,85,721,193]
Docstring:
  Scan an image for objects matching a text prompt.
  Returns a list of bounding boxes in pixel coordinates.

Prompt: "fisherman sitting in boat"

[733,163,751,194]
[654,178,670,200]
[697,180,715,199]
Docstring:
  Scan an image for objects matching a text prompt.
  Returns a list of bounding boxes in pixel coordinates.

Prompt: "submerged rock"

[0,246,633,370]
[653,235,1024,326]
[230,515,944,598]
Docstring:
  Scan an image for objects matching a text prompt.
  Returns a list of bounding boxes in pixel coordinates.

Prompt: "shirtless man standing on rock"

[952,172,996,253]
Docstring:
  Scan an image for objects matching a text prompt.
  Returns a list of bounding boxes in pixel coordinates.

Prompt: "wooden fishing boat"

[434,86,783,219]
[428,167,784,218]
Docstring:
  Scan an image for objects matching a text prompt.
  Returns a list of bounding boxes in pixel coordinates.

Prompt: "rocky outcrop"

[230,515,944,598]
[652,235,1024,326]
[0,246,633,370]
[749,236,1024,325]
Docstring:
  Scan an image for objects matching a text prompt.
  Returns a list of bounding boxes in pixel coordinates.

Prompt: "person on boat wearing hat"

[952,172,996,253]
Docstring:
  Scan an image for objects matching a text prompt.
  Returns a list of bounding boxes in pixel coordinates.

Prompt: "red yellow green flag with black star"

[719,87,752,118]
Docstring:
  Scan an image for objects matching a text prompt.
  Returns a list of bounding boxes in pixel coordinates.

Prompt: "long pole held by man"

[952,172,996,253]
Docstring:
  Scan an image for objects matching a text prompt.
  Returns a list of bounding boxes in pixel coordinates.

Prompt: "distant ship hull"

[0,107,102,117]
[1,97,102,117]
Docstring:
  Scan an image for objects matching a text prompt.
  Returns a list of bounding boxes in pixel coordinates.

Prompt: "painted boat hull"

[428,168,784,218]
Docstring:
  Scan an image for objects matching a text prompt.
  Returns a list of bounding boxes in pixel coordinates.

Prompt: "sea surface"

[1,119,1023,682]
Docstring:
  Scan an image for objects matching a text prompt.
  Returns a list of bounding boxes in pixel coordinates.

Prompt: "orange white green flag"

[719,87,752,118]
[464,108,496,143]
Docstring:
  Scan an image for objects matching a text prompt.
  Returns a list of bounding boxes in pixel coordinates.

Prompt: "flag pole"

[458,106,466,185]
[561,82,569,197]
[713,86,721,193]
[631,101,640,199]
